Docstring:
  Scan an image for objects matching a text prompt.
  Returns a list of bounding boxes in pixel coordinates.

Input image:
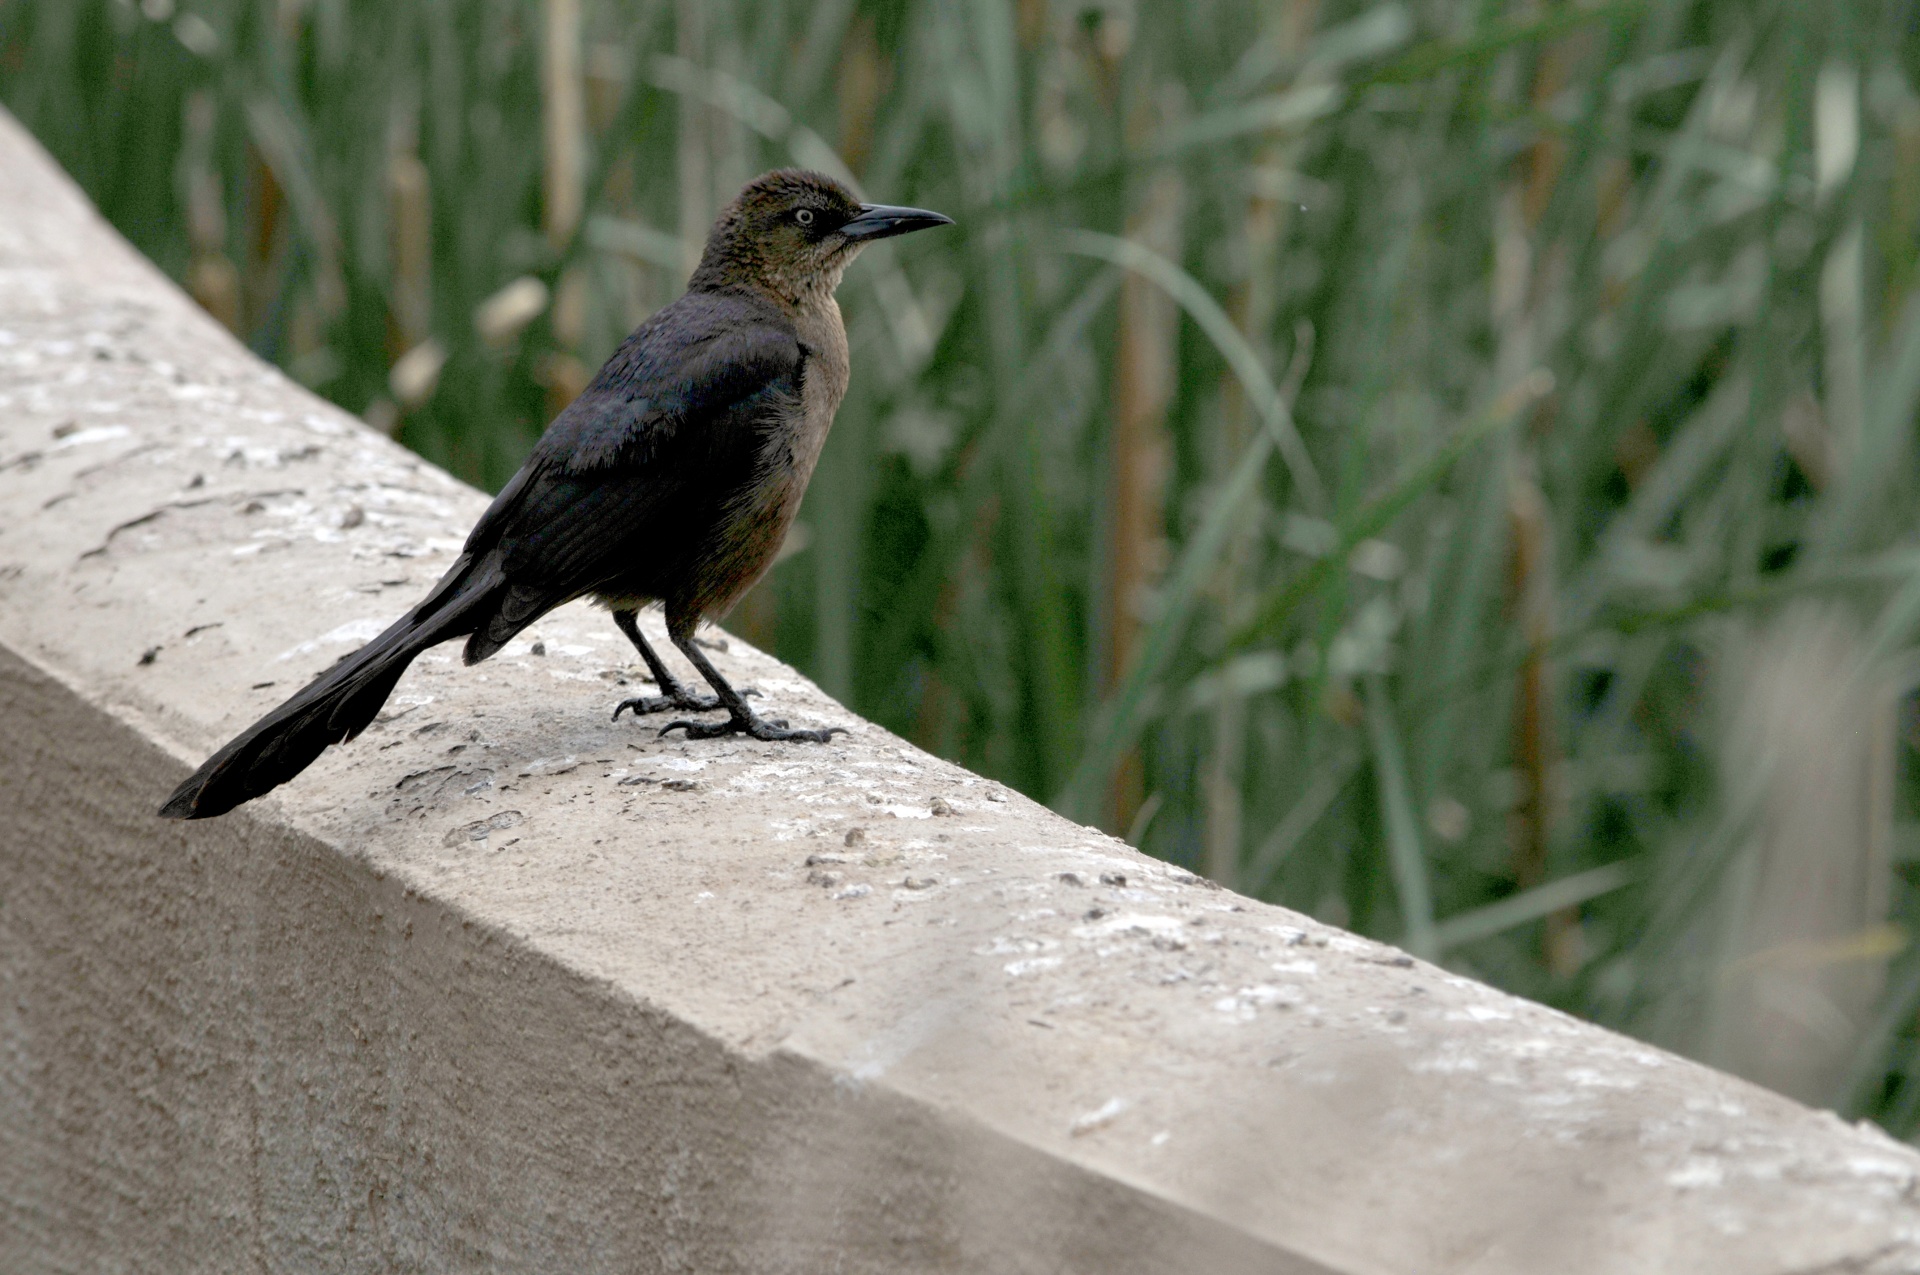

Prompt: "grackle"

[159,170,952,820]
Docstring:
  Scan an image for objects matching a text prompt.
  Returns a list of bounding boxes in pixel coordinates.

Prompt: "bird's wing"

[439,292,803,651]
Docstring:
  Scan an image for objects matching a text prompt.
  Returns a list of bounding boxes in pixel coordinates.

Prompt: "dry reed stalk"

[1883,96,1920,321]
[587,43,636,255]
[539,335,592,413]
[541,0,590,415]
[731,571,780,653]
[837,15,883,180]
[387,102,432,349]
[1704,606,1895,1103]
[1505,467,1556,874]
[181,91,239,334]
[675,0,711,282]
[542,0,585,252]
[585,42,627,134]
[1204,689,1246,883]
[1500,38,1577,975]
[912,659,961,760]
[1016,0,1048,51]
[1521,39,1573,226]
[242,140,284,342]
[1104,163,1182,835]
[1508,459,1573,982]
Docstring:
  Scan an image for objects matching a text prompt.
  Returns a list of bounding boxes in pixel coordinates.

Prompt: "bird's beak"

[839,203,955,242]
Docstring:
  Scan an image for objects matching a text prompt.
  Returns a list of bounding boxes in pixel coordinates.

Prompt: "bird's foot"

[612,686,757,720]
[659,710,846,744]
[613,691,723,719]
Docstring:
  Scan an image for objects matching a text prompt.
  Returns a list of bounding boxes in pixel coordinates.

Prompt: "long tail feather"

[158,560,497,820]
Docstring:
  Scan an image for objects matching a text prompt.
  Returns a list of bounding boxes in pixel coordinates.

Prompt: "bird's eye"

[793,208,816,227]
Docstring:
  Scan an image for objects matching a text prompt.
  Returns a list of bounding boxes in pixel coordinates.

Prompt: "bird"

[158,169,952,820]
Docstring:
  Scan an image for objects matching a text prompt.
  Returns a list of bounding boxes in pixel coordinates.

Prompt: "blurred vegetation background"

[8,0,1920,1131]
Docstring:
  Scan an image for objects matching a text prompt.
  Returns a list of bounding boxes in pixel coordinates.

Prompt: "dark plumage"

[159,169,952,820]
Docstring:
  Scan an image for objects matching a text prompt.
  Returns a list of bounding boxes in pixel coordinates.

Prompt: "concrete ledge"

[2,109,1918,1273]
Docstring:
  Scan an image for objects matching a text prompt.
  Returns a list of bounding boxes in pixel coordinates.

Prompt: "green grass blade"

[1365,674,1437,962]
[1435,862,1643,954]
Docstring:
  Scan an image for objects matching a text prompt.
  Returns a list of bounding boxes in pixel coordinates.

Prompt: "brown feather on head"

[689,169,952,303]
[689,170,865,300]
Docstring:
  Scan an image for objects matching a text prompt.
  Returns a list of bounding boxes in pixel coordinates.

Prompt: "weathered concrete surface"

[1,110,1917,1275]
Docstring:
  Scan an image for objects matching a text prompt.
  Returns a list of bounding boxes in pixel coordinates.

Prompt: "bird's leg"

[610,609,725,718]
[660,628,846,744]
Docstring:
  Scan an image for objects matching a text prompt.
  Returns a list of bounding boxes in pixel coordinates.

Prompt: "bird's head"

[689,169,953,304]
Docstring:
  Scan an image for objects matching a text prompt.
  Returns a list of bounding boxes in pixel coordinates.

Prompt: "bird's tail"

[158,559,498,820]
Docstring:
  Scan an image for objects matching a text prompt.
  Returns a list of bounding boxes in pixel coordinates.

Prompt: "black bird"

[160,170,952,820]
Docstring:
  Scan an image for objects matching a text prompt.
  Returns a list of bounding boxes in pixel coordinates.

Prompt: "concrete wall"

[2,109,1917,1274]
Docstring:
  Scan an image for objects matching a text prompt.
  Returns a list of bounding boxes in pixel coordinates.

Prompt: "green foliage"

[11,0,1920,1129]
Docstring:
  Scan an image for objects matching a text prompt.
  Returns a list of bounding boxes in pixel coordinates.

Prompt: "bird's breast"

[675,295,848,622]
[749,295,847,539]
[793,294,851,461]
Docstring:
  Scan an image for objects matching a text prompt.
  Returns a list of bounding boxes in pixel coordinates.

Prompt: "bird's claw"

[612,691,725,720]
[659,713,847,744]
